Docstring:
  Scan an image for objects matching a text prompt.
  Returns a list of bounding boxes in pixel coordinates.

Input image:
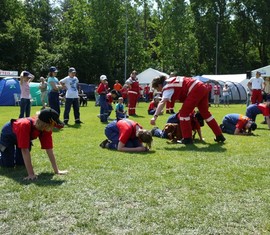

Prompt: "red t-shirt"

[235,115,250,131]
[258,103,270,116]
[12,118,53,149]
[148,101,156,111]
[97,82,108,95]
[116,120,142,144]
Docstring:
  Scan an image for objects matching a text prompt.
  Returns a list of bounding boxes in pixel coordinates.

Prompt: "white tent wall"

[203,74,248,103]
[251,65,270,77]
[137,68,169,85]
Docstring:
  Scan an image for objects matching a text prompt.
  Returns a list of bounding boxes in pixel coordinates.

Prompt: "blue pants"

[246,104,261,121]
[99,94,108,122]
[0,122,25,167]
[64,98,80,122]
[222,117,236,134]
[104,121,141,150]
[48,91,60,115]
[19,98,31,118]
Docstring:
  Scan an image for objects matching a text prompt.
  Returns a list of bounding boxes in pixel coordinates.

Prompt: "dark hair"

[151,76,167,89]
[137,130,153,149]
[248,122,257,133]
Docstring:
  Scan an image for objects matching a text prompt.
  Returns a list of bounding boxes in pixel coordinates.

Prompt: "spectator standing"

[113,80,122,92]
[126,70,140,116]
[47,66,62,115]
[39,77,48,109]
[213,81,221,107]
[143,84,150,102]
[222,83,230,107]
[60,67,82,125]
[120,84,128,105]
[247,71,265,104]
[19,71,35,118]
[97,75,109,123]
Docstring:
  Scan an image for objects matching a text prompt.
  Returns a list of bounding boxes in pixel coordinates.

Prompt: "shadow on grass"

[64,123,83,129]
[0,168,66,186]
[164,142,227,152]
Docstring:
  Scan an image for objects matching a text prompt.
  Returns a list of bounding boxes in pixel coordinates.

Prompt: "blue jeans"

[19,98,31,118]
[64,98,80,122]
[48,91,60,114]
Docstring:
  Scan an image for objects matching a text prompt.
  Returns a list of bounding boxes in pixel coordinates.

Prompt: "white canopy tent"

[202,74,248,103]
[137,68,169,85]
[251,65,270,77]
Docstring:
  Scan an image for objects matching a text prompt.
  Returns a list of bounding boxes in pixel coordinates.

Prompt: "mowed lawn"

[0,102,270,235]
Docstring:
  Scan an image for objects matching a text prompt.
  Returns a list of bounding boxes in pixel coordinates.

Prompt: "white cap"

[100,75,107,81]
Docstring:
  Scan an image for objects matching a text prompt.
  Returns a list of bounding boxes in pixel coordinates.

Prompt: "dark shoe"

[151,127,159,136]
[99,139,109,148]
[64,120,68,125]
[166,110,170,114]
[214,134,226,143]
[170,110,175,114]
[261,121,266,124]
[177,138,193,145]
[219,124,225,132]
[75,120,83,124]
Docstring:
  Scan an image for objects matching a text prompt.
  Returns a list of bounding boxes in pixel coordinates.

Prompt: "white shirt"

[60,76,79,98]
[249,76,264,89]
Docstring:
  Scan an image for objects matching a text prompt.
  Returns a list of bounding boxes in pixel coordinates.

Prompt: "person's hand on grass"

[24,174,38,181]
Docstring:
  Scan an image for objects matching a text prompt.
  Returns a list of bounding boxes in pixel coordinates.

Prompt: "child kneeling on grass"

[100,119,152,152]
[0,108,68,180]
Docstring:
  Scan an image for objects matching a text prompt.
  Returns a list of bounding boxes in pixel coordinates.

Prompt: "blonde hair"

[137,129,153,149]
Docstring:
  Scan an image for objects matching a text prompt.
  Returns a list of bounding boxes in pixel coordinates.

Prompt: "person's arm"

[46,149,68,175]
[21,148,37,180]
[150,98,169,125]
[117,141,148,152]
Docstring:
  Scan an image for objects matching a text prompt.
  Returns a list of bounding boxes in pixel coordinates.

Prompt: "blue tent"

[0,77,21,106]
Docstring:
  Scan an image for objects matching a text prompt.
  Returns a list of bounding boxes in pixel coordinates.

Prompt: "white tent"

[202,74,248,103]
[137,68,169,85]
[251,65,270,77]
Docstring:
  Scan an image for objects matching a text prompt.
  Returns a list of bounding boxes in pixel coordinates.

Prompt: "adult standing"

[205,81,212,106]
[213,81,221,107]
[247,71,265,104]
[39,77,48,109]
[19,71,35,118]
[60,67,82,125]
[222,83,230,107]
[97,75,109,123]
[47,66,62,115]
[143,84,150,102]
[150,75,225,144]
[126,70,140,116]
[113,80,122,92]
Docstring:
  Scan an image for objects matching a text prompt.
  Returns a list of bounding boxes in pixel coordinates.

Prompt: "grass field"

[0,102,270,234]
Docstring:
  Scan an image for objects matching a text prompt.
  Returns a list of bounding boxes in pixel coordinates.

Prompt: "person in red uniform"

[143,84,150,102]
[120,84,128,105]
[150,75,226,144]
[148,95,162,115]
[247,71,266,104]
[97,75,109,123]
[126,70,140,116]
[0,108,67,180]
[100,119,153,152]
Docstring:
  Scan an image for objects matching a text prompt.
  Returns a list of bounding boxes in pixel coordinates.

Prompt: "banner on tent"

[0,70,18,77]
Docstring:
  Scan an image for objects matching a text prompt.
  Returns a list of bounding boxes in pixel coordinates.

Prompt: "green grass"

[1,102,270,234]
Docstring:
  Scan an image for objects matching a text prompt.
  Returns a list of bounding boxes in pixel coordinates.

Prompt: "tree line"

[0,0,269,85]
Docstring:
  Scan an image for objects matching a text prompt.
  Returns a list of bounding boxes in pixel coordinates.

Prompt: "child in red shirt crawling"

[0,108,68,180]
[100,119,153,152]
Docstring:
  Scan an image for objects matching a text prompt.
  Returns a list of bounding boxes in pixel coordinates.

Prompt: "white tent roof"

[202,74,249,89]
[251,65,270,77]
[137,68,169,85]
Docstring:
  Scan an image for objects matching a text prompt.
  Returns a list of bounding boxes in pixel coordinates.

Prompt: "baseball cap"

[100,75,107,81]
[20,71,33,78]
[248,122,257,132]
[49,66,58,73]
[38,108,64,128]
[68,67,76,73]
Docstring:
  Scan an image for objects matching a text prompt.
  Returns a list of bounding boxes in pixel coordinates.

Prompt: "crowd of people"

[1,69,270,180]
